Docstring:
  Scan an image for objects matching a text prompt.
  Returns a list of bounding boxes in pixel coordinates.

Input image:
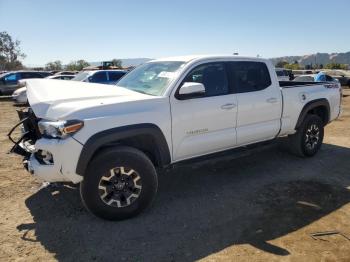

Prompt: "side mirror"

[178,82,205,96]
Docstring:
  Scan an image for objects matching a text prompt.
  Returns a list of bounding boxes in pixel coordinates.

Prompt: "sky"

[0,0,349,66]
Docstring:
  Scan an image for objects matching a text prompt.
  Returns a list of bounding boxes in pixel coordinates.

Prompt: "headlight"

[38,120,84,139]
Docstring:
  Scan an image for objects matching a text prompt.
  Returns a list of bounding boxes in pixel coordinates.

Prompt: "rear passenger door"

[227,61,282,145]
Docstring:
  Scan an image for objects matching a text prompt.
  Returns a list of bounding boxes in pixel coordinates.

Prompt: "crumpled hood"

[26,79,152,120]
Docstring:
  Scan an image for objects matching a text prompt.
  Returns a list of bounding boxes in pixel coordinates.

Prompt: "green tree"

[0,31,26,70]
[284,63,300,70]
[111,59,122,68]
[324,63,348,70]
[65,60,90,71]
[275,60,288,68]
[45,60,63,71]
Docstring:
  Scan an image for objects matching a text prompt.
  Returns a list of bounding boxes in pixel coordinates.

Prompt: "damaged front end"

[8,108,41,169]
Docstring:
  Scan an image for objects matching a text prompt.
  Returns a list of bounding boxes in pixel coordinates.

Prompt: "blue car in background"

[72,70,127,85]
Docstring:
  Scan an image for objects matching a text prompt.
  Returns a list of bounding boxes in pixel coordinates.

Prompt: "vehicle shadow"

[17,143,350,261]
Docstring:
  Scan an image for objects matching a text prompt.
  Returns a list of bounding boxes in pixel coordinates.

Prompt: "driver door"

[170,62,237,162]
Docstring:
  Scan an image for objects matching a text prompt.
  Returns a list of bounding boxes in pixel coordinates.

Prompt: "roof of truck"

[152,55,268,63]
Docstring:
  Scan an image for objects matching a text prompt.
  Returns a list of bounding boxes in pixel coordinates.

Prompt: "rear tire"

[80,146,158,220]
[288,114,324,157]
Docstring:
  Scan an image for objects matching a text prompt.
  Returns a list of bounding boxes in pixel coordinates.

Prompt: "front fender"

[75,123,171,175]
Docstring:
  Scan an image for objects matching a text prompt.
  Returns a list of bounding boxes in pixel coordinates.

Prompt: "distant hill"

[89,58,152,67]
[270,52,350,66]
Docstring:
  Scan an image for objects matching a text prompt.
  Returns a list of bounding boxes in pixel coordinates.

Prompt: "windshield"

[72,72,89,81]
[116,61,185,96]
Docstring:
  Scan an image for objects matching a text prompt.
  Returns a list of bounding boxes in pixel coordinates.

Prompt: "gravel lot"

[0,90,349,262]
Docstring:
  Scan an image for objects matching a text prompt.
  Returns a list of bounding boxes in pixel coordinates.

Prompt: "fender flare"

[75,123,171,175]
[295,98,330,129]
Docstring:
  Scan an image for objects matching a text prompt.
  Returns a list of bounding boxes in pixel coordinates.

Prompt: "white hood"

[26,79,152,120]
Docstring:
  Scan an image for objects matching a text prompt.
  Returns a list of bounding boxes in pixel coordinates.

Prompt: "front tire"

[288,114,324,157]
[80,146,158,220]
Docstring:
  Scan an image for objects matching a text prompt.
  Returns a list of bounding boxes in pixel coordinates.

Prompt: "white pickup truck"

[9,55,342,220]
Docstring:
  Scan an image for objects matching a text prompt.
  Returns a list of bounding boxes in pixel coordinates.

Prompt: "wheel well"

[93,134,162,168]
[306,105,329,125]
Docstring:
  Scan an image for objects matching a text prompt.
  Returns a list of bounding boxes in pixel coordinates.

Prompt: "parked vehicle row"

[0,70,80,96]
[11,70,127,104]
[9,55,342,221]
[291,69,350,87]
[294,73,339,83]
[0,71,47,95]
[72,70,127,84]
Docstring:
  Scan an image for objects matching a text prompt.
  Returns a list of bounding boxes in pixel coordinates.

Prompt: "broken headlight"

[38,120,84,139]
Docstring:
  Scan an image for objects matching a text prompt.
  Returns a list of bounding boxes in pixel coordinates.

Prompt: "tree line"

[275,60,349,70]
[0,31,122,71]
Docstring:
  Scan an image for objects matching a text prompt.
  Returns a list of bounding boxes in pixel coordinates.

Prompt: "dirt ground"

[0,90,350,262]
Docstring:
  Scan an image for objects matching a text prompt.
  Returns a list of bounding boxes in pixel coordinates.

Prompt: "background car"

[72,70,127,84]
[293,73,339,83]
[37,71,53,77]
[46,75,75,80]
[13,74,74,104]
[54,71,77,76]
[325,70,350,87]
[0,71,46,95]
[275,68,292,81]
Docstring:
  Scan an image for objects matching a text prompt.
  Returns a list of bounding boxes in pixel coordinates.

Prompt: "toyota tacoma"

[9,55,342,220]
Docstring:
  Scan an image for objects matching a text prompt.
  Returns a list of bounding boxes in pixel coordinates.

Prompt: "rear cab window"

[227,61,272,93]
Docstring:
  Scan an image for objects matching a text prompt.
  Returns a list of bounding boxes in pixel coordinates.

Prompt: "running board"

[170,140,277,169]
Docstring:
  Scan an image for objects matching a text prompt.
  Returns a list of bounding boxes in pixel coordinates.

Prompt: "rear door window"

[228,62,272,93]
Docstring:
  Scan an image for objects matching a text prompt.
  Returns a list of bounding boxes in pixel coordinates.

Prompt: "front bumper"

[24,138,84,183]
[8,109,84,183]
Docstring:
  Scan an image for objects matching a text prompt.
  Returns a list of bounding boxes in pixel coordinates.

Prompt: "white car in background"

[12,75,74,104]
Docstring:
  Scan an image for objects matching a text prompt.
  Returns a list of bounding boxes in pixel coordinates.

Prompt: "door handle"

[266,97,278,103]
[221,103,236,110]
